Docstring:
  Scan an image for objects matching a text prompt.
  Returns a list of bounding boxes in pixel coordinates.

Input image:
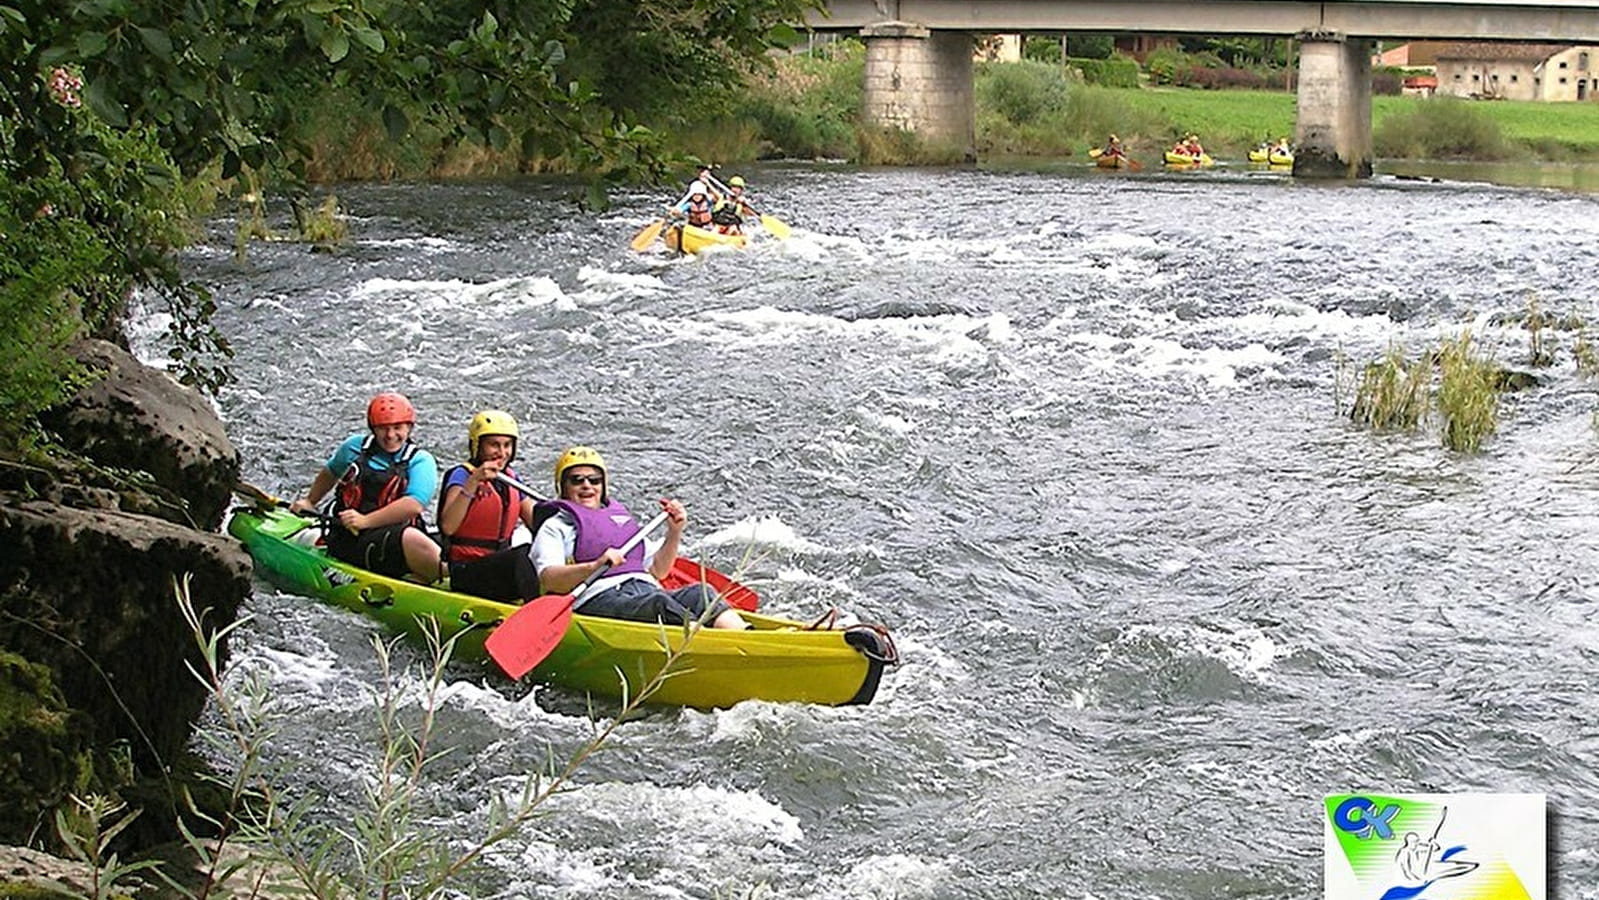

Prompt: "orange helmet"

[367,392,416,427]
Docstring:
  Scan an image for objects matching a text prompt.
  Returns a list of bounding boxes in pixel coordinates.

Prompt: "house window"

[1492,74,1500,81]
[1473,73,1480,81]
[1454,73,1463,80]
[1561,77,1569,84]
[1560,60,1569,69]
[1511,74,1519,83]
[1582,53,1591,70]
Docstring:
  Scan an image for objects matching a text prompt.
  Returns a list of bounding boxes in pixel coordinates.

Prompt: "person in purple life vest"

[530,446,748,629]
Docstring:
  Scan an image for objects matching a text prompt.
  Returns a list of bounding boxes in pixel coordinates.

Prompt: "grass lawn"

[1094,86,1599,157]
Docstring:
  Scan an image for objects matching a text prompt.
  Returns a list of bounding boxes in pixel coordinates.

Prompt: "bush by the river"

[1375,98,1514,160]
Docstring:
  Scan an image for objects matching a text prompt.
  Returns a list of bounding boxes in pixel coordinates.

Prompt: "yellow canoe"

[1248,148,1294,166]
[664,223,747,254]
[228,507,895,708]
[1164,151,1214,167]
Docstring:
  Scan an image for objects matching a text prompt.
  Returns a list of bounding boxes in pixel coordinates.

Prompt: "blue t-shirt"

[325,433,438,507]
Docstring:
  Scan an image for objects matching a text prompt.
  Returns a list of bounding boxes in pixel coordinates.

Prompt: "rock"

[0,499,251,846]
[39,340,239,530]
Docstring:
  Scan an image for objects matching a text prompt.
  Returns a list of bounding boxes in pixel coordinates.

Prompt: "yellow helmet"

[467,410,519,462]
[554,445,607,492]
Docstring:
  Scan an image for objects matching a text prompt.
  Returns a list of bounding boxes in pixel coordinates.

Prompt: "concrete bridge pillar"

[1293,30,1374,178]
[861,22,976,162]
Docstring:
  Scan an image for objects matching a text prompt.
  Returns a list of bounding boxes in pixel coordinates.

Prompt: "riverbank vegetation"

[718,42,1599,164]
[0,0,815,452]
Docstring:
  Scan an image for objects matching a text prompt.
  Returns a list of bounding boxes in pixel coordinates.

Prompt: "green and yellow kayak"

[227,507,894,708]
[664,222,747,255]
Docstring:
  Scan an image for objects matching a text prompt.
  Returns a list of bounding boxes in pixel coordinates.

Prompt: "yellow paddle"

[704,173,791,240]
[1088,147,1104,158]
[629,217,667,251]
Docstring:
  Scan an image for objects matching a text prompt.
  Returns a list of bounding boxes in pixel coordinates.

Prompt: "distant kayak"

[664,222,747,254]
[1165,151,1214,167]
[1249,148,1295,166]
[1096,153,1130,169]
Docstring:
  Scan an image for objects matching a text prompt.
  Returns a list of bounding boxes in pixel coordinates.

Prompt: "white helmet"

[688,180,708,196]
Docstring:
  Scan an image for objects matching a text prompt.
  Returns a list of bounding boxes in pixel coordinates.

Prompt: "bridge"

[800,0,1599,176]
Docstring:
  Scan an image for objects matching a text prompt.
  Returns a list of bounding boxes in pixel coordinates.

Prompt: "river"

[162,162,1599,898]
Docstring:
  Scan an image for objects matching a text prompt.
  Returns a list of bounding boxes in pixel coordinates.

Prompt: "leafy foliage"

[0,0,817,444]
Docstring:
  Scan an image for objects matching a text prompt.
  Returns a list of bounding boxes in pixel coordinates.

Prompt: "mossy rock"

[0,651,92,844]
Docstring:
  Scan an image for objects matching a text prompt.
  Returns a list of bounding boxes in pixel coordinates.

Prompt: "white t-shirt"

[531,509,664,599]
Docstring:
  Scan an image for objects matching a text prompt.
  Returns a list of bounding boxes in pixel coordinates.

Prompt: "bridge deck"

[808,0,1599,41]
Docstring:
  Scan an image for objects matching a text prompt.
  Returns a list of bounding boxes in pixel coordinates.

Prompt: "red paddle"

[486,508,667,679]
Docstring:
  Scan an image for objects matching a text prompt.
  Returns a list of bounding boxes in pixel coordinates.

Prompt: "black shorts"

[448,547,541,603]
[325,522,414,579]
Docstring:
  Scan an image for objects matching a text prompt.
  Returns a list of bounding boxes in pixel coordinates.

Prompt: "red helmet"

[366,392,416,427]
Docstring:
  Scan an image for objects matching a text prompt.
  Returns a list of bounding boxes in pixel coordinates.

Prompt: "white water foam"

[698,514,833,556]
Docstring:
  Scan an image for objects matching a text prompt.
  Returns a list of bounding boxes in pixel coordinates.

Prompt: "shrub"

[1071,56,1141,88]
[975,60,1071,126]
[735,41,864,159]
[1374,98,1512,160]
[1023,36,1063,65]
[1372,67,1405,96]
[1065,34,1115,60]
[1179,66,1269,90]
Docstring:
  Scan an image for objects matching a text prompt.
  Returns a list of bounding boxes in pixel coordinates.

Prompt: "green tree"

[0,0,816,441]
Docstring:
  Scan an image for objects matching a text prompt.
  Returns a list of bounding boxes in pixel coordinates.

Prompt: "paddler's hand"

[289,498,316,515]
[335,508,365,534]
[594,548,625,572]
[466,458,503,491]
[659,498,686,532]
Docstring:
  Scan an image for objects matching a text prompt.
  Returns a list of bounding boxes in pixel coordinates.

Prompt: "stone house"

[1436,42,1599,101]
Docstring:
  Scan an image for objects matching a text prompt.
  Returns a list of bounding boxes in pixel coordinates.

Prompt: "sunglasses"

[564,473,604,486]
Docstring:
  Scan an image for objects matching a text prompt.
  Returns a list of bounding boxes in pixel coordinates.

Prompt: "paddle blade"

[485,592,574,679]
[759,213,792,240]
[629,218,666,251]
[1088,147,1104,158]
[1127,158,1144,172]
[665,557,760,612]
[233,481,287,508]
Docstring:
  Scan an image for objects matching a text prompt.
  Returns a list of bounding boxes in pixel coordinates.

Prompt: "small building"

[1372,41,1448,70]
[1435,42,1599,101]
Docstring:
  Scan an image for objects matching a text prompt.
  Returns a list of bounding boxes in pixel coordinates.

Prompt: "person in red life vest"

[436,410,540,602]
[669,181,716,229]
[530,446,748,629]
[289,392,444,582]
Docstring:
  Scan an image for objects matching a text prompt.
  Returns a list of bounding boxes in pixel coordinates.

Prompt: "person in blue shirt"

[290,391,444,582]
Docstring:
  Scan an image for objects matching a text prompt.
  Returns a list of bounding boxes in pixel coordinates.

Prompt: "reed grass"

[1344,331,1503,453]
[1435,331,1500,453]
[1349,343,1431,432]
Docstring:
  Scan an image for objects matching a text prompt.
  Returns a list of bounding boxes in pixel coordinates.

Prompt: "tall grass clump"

[1348,343,1431,432]
[1435,330,1500,452]
[1342,333,1504,452]
[1374,98,1513,160]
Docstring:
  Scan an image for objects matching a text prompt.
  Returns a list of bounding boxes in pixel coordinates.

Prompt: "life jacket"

[685,197,713,228]
[711,200,744,227]
[439,465,524,562]
[336,436,418,519]
[534,498,649,577]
